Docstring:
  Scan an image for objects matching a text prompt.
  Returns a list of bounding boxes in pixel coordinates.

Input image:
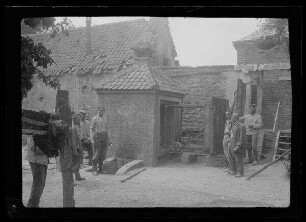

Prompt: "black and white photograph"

[5,5,302,219]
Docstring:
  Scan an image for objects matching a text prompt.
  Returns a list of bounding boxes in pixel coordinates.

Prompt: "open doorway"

[159,100,181,154]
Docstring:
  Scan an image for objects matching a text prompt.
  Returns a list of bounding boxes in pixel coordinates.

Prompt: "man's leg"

[92,138,102,175]
[234,152,244,176]
[246,135,254,163]
[223,137,230,168]
[27,163,47,208]
[252,133,259,164]
[228,149,237,175]
[85,143,93,166]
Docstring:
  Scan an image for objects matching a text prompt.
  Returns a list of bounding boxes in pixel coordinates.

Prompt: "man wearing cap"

[228,113,247,177]
[90,106,111,176]
[239,104,262,165]
[223,109,232,173]
[79,109,93,166]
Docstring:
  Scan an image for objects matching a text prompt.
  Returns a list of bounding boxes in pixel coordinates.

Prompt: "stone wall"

[163,66,237,133]
[97,92,157,166]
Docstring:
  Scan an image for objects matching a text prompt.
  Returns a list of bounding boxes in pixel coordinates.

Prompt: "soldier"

[228,113,247,177]
[71,113,86,182]
[90,106,111,176]
[79,109,93,167]
[239,104,262,165]
[25,135,49,208]
[223,109,232,173]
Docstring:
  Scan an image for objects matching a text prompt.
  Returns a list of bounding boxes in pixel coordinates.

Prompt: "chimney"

[86,17,92,55]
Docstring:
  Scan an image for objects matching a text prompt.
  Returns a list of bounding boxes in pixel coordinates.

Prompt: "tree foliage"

[259,18,289,55]
[21,17,73,99]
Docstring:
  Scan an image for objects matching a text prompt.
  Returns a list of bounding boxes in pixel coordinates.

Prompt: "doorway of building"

[159,100,181,156]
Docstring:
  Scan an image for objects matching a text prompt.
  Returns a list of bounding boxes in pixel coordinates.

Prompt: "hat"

[249,104,256,108]
[79,109,87,114]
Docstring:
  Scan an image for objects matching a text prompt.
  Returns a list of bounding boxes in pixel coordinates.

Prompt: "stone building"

[22,18,178,119]
[232,28,291,130]
[95,59,184,166]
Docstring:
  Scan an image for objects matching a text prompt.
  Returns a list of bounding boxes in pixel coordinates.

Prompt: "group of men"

[25,106,110,207]
[223,104,262,177]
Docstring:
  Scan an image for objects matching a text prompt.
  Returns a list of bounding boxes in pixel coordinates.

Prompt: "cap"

[249,104,256,108]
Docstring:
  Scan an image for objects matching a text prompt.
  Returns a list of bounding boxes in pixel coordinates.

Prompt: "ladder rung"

[277,148,290,151]
[280,135,291,138]
[278,142,291,145]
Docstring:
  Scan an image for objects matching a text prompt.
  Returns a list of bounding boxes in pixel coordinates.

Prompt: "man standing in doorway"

[239,104,262,165]
[90,106,110,176]
[223,109,232,173]
[79,109,93,167]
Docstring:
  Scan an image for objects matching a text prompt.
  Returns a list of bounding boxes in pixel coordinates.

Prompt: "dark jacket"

[229,122,246,154]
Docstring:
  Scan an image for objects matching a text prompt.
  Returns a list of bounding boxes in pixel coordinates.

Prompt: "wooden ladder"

[273,129,291,161]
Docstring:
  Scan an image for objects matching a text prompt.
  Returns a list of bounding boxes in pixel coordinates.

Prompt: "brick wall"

[235,43,290,65]
[262,70,292,130]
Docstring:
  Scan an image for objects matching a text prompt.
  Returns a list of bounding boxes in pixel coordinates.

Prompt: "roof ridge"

[25,18,147,37]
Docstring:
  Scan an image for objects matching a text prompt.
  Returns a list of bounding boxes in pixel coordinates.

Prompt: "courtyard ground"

[22,147,290,208]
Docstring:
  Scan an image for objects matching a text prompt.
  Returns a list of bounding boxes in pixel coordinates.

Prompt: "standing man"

[25,135,49,208]
[223,110,232,173]
[71,113,86,182]
[239,104,262,165]
[228,113,247,177]
[90,106,110,176]
[79,109,93,167]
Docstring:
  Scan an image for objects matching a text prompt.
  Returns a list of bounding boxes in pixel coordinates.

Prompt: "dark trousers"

[82,142,93,165]
[246,134,259,162]
[27,162,47,208]
[72,149,83,180]
[92,132,108,172]
[229,149,245,176]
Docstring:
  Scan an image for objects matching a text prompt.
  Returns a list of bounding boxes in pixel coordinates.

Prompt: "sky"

[58,17,260,67]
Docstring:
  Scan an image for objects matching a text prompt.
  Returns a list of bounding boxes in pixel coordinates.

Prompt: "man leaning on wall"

[239,104,262,165]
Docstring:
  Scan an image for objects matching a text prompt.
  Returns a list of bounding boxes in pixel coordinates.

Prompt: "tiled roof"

[25,19,168,76]
[234,28,276,43]
[95,63,185,95]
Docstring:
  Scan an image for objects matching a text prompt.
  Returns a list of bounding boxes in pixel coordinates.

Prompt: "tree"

[259,18,289,55]
[21,17,73,99]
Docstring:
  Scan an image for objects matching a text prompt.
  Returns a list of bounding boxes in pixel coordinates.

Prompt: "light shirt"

[25,135,49,166]
[80,119,91,140]
[241,113,262,135]
[90,114,108,136]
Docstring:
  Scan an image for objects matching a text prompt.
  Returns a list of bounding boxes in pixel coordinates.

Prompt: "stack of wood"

[22,109,50,135]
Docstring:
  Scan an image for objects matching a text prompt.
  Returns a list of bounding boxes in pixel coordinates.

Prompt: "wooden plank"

[165,104,206,108]
[120,168,147,183]
[273,102,280,133]
[22,129,48,135]
[272,130,281,161]
[22,117,49,126]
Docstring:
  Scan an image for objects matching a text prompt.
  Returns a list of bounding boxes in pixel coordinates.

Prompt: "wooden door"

[209,97,229,156]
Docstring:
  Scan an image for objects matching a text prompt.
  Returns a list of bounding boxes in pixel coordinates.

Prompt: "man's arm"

[253,115,262,129]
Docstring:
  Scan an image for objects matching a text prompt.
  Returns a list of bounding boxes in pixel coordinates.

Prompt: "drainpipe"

[86,17,92,55]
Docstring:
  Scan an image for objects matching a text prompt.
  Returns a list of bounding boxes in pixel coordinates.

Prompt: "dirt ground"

[22,147,290,208]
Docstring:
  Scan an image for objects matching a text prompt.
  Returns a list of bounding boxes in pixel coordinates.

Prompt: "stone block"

[181,152,198,164]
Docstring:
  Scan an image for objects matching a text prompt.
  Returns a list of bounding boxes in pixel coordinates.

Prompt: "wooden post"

[256,72,264,115]
[244,82,252,115]
[273,102,280,133]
